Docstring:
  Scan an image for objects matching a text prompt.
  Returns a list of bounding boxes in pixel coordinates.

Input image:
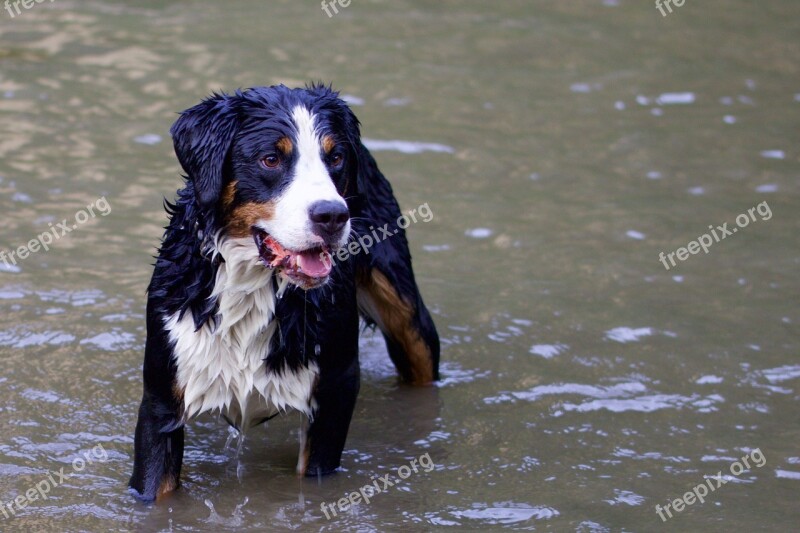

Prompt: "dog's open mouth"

[252,229,333,288]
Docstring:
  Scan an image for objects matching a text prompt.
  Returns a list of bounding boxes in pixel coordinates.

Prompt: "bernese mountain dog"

[129,84,440,502]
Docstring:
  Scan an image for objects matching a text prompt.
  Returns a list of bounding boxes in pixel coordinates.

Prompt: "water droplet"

[224,426,238,451]
[234,497,249,514]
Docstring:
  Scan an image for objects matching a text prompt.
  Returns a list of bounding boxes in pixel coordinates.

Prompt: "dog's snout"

[309,200,349,241]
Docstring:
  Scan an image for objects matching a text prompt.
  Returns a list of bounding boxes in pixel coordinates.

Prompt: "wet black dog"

[129,84,439,502]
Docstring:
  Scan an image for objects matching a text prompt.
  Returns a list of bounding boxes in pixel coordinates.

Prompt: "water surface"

[0,0,798,531]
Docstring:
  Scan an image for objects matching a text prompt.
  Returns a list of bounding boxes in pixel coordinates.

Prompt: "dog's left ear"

[171,93,239,209]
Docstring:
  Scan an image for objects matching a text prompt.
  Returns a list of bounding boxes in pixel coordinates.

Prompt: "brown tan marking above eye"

[322,135,336,154]
[276,137,293,155]
[226,201,277,238]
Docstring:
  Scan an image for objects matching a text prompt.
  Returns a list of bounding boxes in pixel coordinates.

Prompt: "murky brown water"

[1,0,798,531]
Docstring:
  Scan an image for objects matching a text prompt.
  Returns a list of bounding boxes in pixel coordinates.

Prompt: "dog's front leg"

[130,395,184,502]
[299,356,360,477]
[129,312,185,502]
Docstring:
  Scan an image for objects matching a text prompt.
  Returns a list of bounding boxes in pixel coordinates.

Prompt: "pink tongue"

[296,250,332,278]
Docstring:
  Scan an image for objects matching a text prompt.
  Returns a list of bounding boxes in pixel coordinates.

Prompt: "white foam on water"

[362,138,454,154]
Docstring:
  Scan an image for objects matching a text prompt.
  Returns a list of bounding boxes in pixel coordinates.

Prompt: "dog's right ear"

[170,93,239,209]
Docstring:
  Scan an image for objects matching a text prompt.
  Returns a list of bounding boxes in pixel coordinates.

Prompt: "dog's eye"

[330,153,343,167]
[262,155,280,169]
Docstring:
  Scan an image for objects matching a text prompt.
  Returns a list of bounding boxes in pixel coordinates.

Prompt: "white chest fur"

[164,237,318,428]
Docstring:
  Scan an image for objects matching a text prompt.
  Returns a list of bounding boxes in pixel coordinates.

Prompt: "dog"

[129,84,440,502]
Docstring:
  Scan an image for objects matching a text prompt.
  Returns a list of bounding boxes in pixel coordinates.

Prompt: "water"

[1,0,798,530]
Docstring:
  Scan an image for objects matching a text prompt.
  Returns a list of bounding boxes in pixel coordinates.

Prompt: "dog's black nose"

[309,201,349,241]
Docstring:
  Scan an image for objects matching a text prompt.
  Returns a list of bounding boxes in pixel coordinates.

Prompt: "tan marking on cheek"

[226,201,277,238]
[358,269,434,384]
[221,181,237,210]
[277,137,293,156]
[322,135,336,154]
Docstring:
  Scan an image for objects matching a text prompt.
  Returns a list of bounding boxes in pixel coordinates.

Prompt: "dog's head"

[171,84,361,289]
